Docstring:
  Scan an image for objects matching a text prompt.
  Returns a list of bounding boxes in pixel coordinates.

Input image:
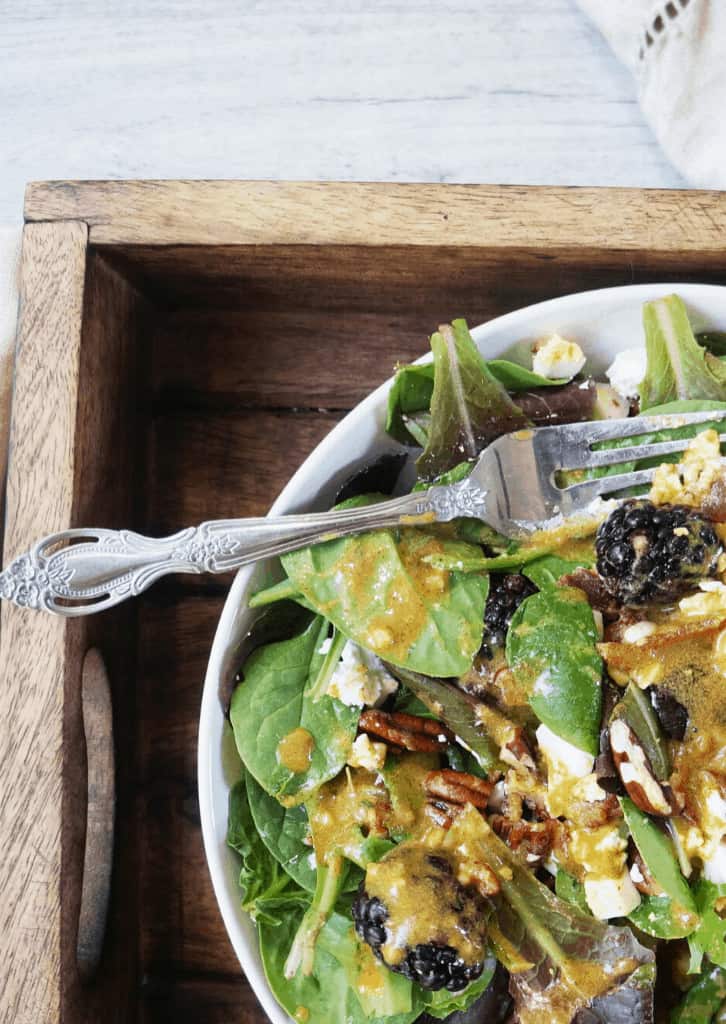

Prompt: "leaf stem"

[283,853,344,979]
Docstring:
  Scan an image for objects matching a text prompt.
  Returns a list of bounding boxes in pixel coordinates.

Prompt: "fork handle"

[0,483,486,616]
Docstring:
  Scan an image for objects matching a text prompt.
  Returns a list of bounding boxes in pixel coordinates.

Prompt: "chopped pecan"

[560,568,620,619]
[358,709,453,753]
[502,729,536,771]
[457,859,501,898]
[490,814,557,863]
[629,846,665,897]
[424,769,493,809]
[609,718,675,817]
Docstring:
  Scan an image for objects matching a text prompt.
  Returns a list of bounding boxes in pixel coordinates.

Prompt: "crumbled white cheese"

[317,636,333,655]
[704,842,726,884]
[347,734,388,773]
[605,346,647,401]
[584,870,641,920]
[536,723,594,778]
[532,334,586,381]
[327,641,398,707]
[622,620,656,645]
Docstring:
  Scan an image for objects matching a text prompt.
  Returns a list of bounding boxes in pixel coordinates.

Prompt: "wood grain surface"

[24,180,726,249]
[0,221,87,1024]
[5,181,726,1023]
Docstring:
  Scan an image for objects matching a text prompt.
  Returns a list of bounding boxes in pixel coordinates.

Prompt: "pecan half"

[424,769,493,809]
[490,814,557,863]
[609,718,674,817]
[358,709,453,752]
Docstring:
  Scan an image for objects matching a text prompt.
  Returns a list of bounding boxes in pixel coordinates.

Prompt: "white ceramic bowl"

[198,282,726,1024]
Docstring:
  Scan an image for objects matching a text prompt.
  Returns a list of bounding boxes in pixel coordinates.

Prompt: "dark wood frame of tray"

[3,180,726,1024]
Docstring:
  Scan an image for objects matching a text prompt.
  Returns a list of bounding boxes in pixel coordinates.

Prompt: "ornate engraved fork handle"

[0,480,490,616]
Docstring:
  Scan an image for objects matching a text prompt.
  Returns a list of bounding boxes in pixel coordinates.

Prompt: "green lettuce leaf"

[386,362,435,444]
[444,809,655,1024]
[418,319,528,479]
[670,962,726,1024]
[641,295,726,410]
[689,880,726,973]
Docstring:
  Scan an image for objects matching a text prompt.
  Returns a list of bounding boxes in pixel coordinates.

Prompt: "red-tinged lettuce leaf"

[417,320,528,480]
[442,808,655,1024]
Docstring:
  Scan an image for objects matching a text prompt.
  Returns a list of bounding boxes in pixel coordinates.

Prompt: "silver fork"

[2,409,724,616]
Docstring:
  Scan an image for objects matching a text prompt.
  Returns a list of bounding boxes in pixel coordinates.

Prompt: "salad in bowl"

[207,288,726,1024]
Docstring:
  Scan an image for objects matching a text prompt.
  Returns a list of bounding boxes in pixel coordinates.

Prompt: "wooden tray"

[3,180,726,1024]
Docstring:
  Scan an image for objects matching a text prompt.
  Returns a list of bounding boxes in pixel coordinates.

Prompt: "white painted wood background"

[1,0,680,232]
[0,0,684,476]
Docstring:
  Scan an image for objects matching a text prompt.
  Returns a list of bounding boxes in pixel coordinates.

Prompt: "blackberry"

[595,499,721,606]
[352,848,489,992]
[480,573,537,656]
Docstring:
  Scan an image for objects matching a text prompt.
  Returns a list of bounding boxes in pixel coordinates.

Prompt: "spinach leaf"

[689,880,726,972]
[227,776,308,924]
[260,906,420,1024]
[620,797,699,939]
[670,962,726,1024]
[388,664,500,772]
[246,773,317,893]
[641,295,726,410]
[522,553,594,588]
[386,362,435,445]
[248,576,303,607]
[230,617,360,805]
[418,319,528,480]
[487,358,568,390]
[282,500,489,677]
[444,808,654,1024]
[506,585,602,755]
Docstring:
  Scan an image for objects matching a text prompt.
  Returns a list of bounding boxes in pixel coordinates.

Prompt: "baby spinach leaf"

[506,585,602,755]
[260,906,420,1024]
[246,773,317,893]
[227,776,308,924]
[248,576,303,607]
[230,617,360,805]
[629,895,699,941]
[418,319,528,480]
[282,500,489,677]
[487,358,568,390]
[671,962,726,1024]
[522,553,594,589]
[641,295,726,410]
[386,361,435,445]
[689,880,726,973]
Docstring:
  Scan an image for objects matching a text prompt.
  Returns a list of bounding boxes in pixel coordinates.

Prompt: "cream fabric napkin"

[578,0,726,188]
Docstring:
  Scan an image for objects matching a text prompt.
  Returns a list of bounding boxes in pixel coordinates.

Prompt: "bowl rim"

[198,280,726,1024]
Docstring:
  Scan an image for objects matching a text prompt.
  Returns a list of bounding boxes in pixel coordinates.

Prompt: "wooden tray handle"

[76,647,115,982]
